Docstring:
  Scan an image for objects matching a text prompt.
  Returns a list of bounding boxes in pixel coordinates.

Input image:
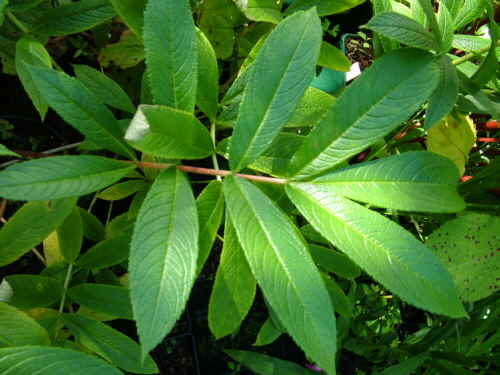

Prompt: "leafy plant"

[0,0,498,374]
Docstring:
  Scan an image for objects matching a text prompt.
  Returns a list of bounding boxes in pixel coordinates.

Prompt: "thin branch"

[126,161,288,185]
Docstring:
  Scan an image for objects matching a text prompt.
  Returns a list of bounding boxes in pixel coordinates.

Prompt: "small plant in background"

[0,0,498,374]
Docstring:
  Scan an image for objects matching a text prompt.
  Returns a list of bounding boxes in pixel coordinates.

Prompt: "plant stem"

[6,10,29,33]
[452,40,500,66]
[58,263,73,313]
[125,161,288,185]
[210,123,222,182]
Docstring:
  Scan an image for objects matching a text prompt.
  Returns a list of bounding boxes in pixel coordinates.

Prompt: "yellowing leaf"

[426,113,476,176]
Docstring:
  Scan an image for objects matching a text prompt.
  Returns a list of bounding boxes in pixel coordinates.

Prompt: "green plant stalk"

[5,10,29,34]
[210,123,222,181]
[58,263,73,313]
[126,161,287,185]
[452,40,500,66]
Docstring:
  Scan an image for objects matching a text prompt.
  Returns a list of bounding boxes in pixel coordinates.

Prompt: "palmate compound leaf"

[144,0,197,111]
[0,346,123,375]
[288,48,441,179]
[308,151,465,213]
[125,105,213,159]
[224,176,337,375]
[208,213,256,339]
[129,168,198,356]
[0,156,135,201]
[228,8,322,172]
[286,183,467,318]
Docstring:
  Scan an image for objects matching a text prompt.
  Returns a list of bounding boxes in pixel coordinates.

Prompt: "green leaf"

[452,34,490,52]
[437,2,454,52]
[105,212,135,240]
[229,8,322,171]
[129,168,198,356]
[301,224,329,246]
[224,176,337,374]
[0,156,134,201]
[0,198,75,267]
[318,41,351,72]
[98,31,145,69]
[77,234,131,271]
[68,284,133,320]
[196,181,225,272]
[0,346,123,375]
[109,0,147,36]
[144,0,197,110]
[7,0,43,12]
[426,113,476,176]
[288,48,440,179]
[219,86,334,130]
[254,317,282,346]
[0,144,19,157]
[309,244,361,279]
[285,0,366,16]
[380,354,429,375]
[426,213,500,302]
[97,180,147,201]
[26,66,135,159]
[218,133,304,178]
[208,214,256,339]
[365,12,439,50]
[125,105,213,159]
[199,0,243,60]
[79,208,105,242]
[0,302,50,347]
[321,274,352,317]
[63,314,158,374]
[308,151,465,213]
[73,65,135,114]
[57,206,83,263]
[0,0,7,27]
[15,37,51,120]
[32,0,116,36]
[454,0,486,30]
[470,2,497,87]
[233,0,282,23]
[6,275,63,309]
[225,350,316,375]
[196,29,219,121]
[286,183,467,318]
[425,55,459,130]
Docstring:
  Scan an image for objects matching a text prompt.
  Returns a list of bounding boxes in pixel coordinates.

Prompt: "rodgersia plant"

[0,0,498,374]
